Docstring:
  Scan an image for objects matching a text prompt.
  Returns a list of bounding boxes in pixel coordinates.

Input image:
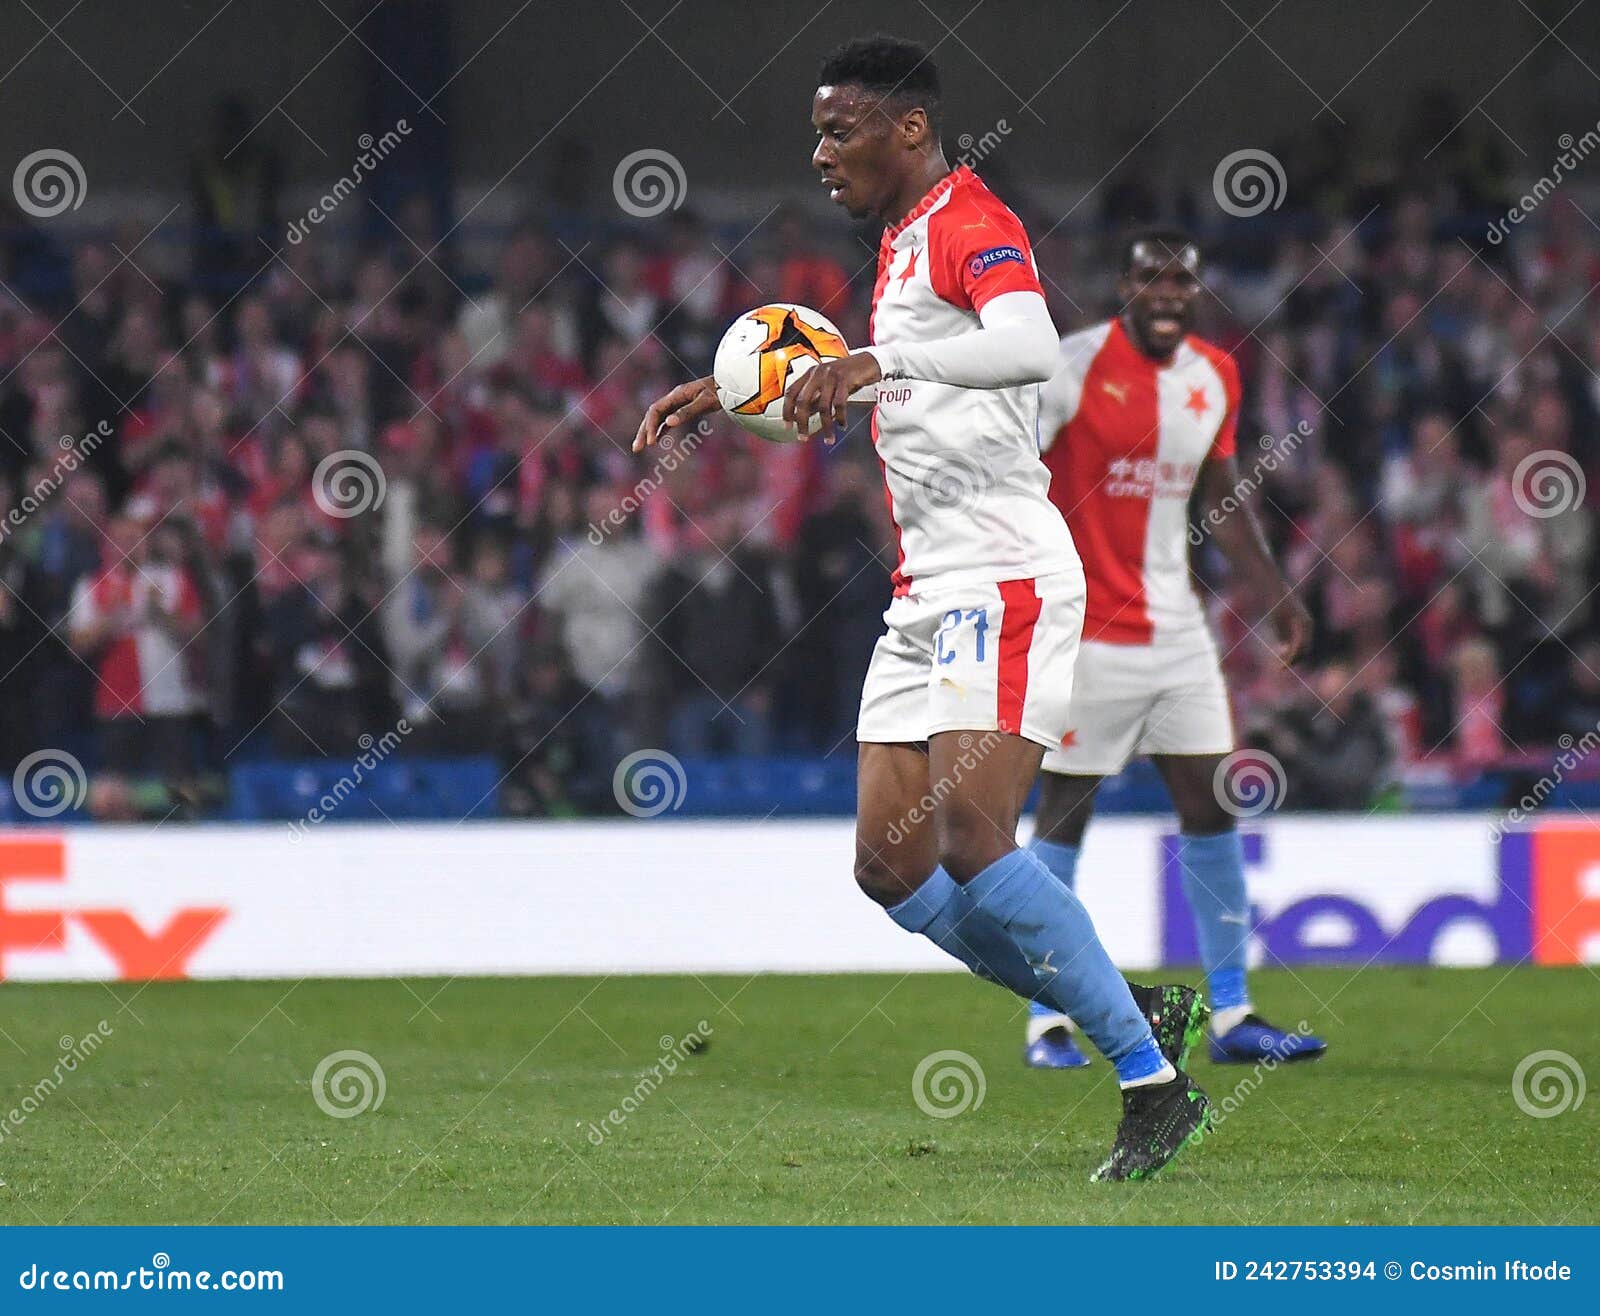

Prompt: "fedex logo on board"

[1160,827,1600,966]
[0,835,226,980]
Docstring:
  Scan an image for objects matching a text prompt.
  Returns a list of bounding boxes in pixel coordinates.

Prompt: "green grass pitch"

[1,968,1593,1225]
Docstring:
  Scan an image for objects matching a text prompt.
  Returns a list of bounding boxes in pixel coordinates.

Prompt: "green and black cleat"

[1128,981,1209,1070]
[1091,1071,1213,1183]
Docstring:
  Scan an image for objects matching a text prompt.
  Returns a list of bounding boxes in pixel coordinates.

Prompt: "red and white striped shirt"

[69,563,205,719]
[1038,319,1238,644]
[868,166,1078,595]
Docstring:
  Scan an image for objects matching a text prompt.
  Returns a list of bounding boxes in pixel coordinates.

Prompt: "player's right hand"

[634,376,720,452]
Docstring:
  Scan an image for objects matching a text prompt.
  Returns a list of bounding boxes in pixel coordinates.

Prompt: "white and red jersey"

[1038,319,1239,644]
[869,165,1077,595]
[69,562,205,719]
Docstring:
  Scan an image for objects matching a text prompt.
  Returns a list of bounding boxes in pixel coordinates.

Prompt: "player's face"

[1118,241,1202,359]
[811,84,900,220]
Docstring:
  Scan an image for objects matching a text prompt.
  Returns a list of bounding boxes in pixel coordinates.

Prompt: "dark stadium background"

[2,0,1599,823]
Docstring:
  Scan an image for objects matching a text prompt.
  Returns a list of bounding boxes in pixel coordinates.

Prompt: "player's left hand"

[1269,591,1312,665]
[783,351,882,443]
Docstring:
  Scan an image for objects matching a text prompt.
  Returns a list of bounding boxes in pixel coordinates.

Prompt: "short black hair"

[1120,226,1201,274]
[817,35,941,131]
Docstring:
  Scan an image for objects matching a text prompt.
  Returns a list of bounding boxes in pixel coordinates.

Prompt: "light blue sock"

[1027,836,1080,889]
[887,866,1045,998]
[1175,830,1251,1011]
[960,848,1163,1082]
[1025,838,1081,1021]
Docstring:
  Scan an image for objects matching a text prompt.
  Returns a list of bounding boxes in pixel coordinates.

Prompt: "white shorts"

[856,570,1085,749]
[1039,629,1234,776]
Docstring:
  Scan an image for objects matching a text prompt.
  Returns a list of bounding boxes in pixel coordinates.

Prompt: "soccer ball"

[713,303,849,443]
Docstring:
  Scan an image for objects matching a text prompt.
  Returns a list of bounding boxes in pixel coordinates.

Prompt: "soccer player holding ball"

[1021,232,1327,1069]
[636,36,1212,1180]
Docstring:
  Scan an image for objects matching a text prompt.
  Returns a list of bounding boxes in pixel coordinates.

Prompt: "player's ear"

[899,105,930,150]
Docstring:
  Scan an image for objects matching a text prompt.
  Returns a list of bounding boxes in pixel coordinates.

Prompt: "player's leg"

[923,727,1167,1083]
[1142,631,1324,1062]
[855,740,1049,993]
[862,576,1210,1179]
[1020,771,1102,1066]
[917,574,1189,1098]
[1154,751,1326,1062]
[1017,637,1145,1065]
[853,613,1057,999]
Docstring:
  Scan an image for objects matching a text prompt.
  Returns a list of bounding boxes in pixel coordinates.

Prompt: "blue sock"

[1175,830,1251,1011]
[1025,837,1082,1021]
[887,866,1045,999]
[1027,836,1080,889]
[960,849,1163,1082]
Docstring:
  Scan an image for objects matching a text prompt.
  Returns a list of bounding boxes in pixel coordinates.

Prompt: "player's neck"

[1119,312,1176,365]
[881,153,954,227]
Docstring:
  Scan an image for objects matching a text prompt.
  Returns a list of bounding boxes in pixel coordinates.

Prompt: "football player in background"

[637,39,1213,1180]
[1023,232,1328,1069]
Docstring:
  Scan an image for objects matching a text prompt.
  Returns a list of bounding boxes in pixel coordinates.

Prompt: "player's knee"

[935,800,1007,883]
[1034,779,1095,847]
[853,847,916,907]
[1035,799,1090,847]
[1177,794,1235,837]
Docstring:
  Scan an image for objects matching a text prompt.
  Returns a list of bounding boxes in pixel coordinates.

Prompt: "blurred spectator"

[500,642,614,818]
[189,96,282,292]
[67,516,206,780]
[1256,663,1393,810]
[385,526,494,749]
[261,543,396,756]
[791,458,892,744]
[536,483,657,712]
[1450,636,1505,768]
[642,507,780,755]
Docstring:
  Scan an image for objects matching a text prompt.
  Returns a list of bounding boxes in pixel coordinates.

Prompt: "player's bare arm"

[782,351,882,440]
[633,375,719,452]
[1196,452,1310,664]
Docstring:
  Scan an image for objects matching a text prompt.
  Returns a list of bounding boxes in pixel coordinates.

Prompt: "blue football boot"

[1017,1011,1094,1069]
[1208,1013,1327,1064]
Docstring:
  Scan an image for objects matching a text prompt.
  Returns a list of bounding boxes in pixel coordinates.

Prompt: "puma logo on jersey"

[1101,380,1128,404]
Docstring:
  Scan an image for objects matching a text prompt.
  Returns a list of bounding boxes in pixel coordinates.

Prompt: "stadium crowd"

[1,120,1598,818]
